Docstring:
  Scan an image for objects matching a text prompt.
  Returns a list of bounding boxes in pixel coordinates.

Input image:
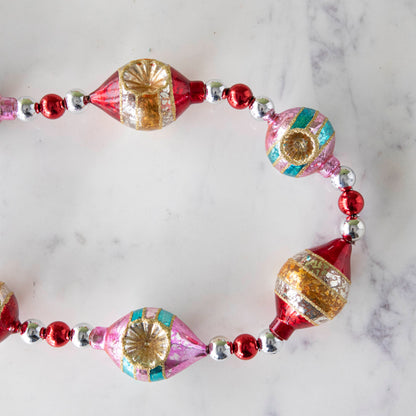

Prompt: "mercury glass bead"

[71,323,92,348]
[340,217,365,242]
[205,80,225,103]
[65,90,86,112]
[21,319,43,344]
[17,97,36,121]
[250,96,274,120]
[331,166,356,189]
[258,329,283,354]
[208,336,232,360]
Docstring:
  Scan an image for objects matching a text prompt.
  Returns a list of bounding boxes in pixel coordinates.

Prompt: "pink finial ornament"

[90,307,207,382]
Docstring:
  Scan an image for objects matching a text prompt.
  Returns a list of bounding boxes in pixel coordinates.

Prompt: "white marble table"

[0,1,415,415]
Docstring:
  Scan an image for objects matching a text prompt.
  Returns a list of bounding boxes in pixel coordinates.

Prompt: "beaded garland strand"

[0,58,365,382]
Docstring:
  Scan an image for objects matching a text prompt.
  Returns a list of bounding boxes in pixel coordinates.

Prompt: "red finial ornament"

[0,282,19,342]
[90,59,205,130]
[270,238,352,340]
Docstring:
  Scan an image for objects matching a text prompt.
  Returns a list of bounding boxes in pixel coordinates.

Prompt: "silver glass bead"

[17,97,36,121]
[340,217,365,242]
[21,319,43,344]
[71,323,92,348]
[258,329,283,354]
[331,166,356,189]
[208,336,232,360]
[65,90,86,112]
[205,80,225,103]
[249,96,274,120]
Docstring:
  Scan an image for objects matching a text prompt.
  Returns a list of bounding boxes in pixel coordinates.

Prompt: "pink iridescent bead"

[90,307,207,382]
[319,155,341,178]
[0,96,17,121]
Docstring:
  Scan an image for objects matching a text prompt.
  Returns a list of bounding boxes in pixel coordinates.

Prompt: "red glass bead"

[233,334,258,360]
[45,321,70,347]
[226,84,253,109]
[39,94,65,119]
[189,81,206,103]
[338,190,364,216]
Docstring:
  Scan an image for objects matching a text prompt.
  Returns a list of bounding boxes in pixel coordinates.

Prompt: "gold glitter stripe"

[293,251,350,300]
[274,280,329,325]
[306,110,319,129]
[165,67,176,122]
[287,107,305,129]
[313,117,328,138]
[278,259,345,319]
[274,290,317,326]
[274,278,329,324]
[137,93,161,130]
[305,249,350,282]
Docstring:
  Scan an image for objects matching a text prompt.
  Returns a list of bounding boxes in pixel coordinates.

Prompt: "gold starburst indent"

[280,129,319,166]
[123,319,170,369]
[121,60,169,95]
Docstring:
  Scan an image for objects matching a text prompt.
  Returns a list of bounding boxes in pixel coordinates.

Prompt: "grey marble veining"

[0,1,415,415]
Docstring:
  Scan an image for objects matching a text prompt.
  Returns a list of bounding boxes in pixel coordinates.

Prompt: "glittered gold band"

[274,278,329,325]
[278,259,346,319]
[294,250,350,299]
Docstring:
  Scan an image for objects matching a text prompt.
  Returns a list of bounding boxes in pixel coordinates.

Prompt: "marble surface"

[0,1,415,415]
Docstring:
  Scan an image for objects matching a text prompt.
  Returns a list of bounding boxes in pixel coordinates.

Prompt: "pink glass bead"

[90,307,207,382]
[319,155,341,178]
[0,96,17,121]
[266,107,336,178]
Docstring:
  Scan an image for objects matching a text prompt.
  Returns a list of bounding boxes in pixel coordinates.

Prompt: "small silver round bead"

[249,96,274,120]
[71,323,92,348]
[258,329,283,354]
[21,319,43,344]
[205,80,225,103]
[17,97,36,121]
[65,90,86,112]
[331,166,356,189]
[340,217,365,242]
[208,336,232,360]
